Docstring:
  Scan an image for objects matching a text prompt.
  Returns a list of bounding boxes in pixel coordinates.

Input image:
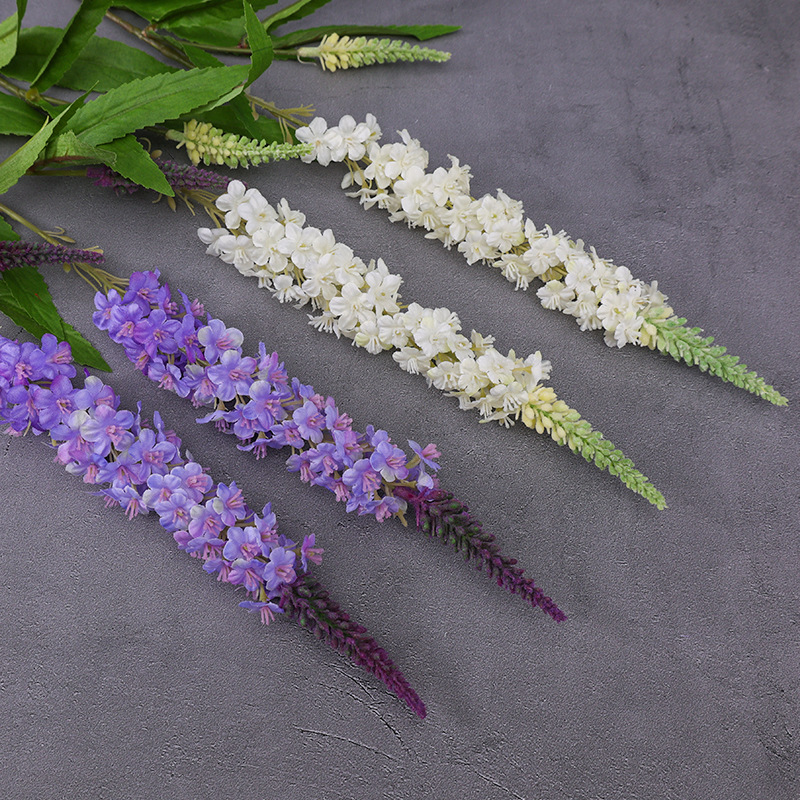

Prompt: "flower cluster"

[0,331,315,623]
[294,114,787,405]
[296,114,671,348]
[94,270,440,522]
[198,181,667,508]
[97,272,565,621]
[0,331,430,717]
[296,34,451,72]
[166,120,313,169]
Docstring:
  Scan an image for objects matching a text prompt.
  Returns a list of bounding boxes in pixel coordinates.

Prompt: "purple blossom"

[207,349,257,401]
[342,458,382,496]
[300,534,324,570]
[242,379,285,428]
[134,308,181,357]
[293,400,325,444]
[228,559,265,593]
[197,319,244,362]
[213,481,247,526]
[153,490,195,532]
[370,440,409,482]
[223,526,266,561]
[80,404,136,456]
[263,547,297,591]
[31,375,76,429]
[238,599,283,624]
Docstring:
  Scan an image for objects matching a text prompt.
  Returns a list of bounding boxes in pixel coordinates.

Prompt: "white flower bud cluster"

[295,115,673,348]
[199,181,553,428]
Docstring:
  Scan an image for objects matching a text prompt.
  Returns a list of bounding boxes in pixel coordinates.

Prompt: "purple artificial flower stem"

[280,572,427,719]
[0,332,425,718]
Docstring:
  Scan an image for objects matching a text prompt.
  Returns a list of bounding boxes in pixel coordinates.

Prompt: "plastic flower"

[296,113,786,406]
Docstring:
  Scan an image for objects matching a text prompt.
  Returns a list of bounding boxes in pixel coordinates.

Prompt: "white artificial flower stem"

[296,114,786,407]
[200,182,667,509]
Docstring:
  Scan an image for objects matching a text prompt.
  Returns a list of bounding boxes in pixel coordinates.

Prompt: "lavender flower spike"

[0,331,425,718]
[0,239,105,273]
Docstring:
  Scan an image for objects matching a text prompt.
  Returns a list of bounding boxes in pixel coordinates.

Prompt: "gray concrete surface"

[1,1,798,798]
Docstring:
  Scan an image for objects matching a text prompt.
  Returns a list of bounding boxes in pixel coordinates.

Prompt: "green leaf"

[176,40,225,68]
[0,93,45,136]
[271,23,461,49]
[261,0,333,33]
[0,1,27,70]
[0,115,59,194]
[242,0,272,84]
[0,13,20,70]
[100,135,174,196]
[44,130,116,164]
[0,214,20,242]
[0,265,111,371]
[32,0,111,92]
[64,65,249,146]
[5,27,178,90]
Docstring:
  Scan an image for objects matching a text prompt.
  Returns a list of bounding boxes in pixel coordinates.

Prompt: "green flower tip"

[647,316,788,407]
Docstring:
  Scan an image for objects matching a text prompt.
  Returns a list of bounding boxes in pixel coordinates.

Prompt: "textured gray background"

[1,1,799,798]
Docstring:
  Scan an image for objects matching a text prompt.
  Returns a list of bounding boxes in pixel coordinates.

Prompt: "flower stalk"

[294,114,787,406]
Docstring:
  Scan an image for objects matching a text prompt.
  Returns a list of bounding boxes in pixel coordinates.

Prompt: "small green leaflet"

[0,93,45,136]
[5,27,178,91]
[31,0,111,92]
[64,65,249,147]
[271,24,462,50]
[0,265,111,371]
[117,0,276,25]
[44,130,116,164]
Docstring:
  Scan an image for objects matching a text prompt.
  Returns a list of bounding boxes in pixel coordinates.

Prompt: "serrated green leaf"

[44,130,116,164]
[32,0,111,92]
[0,214,20,241]
[261,0,333,33]
[65,65,249,146]
[0,92,45,136]
[243,0,272,83]
[0,114,59,194]
[0,265,111,371]
[271,23,462,49]
[5,27,178,90]
[100,135,174,196]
